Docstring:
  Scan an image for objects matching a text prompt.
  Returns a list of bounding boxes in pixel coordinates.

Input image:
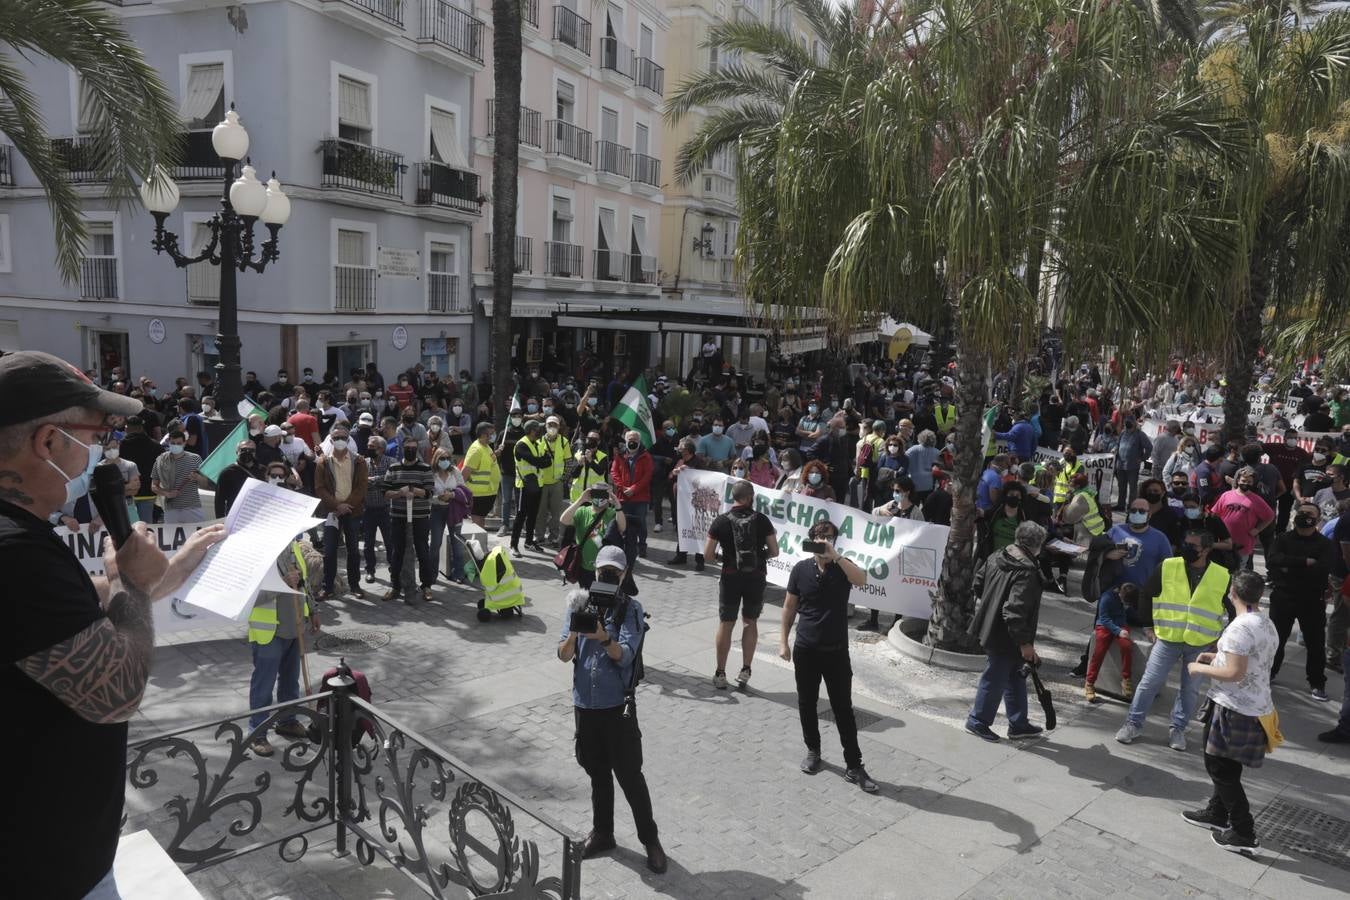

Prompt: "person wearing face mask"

[269,369,290,397]
[1103,498,1174,600]
[1116,529,1231,750]
[537,416,572,547]
[352,412,377,456]
[1167,472,1192,508]
[314,390,348,442]
[387,373,416,411]
[1261,428,1310,533]
[647,423,677,532]
[560,482,627,589]
[151,430,210,524]
[0,351,226,900]
[428,447,470,586]
[1162,436,1200,484]
[1266,501,1336,700]
[462,422,502,530]
[610,430,654,563]
[215,440,258,518]
[359,436,392,582]
[1212,467,1275,571]
[796,459,835,501]
[396,408,430,463]
[695,417,737,466]
[445,400,472,456]
[1179,492,1234,566]
[668,439,710,569]
[1111,417,1152,511]
[981,481,1029,565]
[877,431,908,477]
[511,421,551,556]
[1140,478,1183,550]
[119,416,163,524]
[314,425,370,600]
[796,402,826,453]
[1294,442,1332,509]
[382,440,435,603]
[742,435,781,488]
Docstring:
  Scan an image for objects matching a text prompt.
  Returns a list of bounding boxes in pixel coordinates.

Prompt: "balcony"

[486,101,543,149]
[734,0,764,20]
[593,248,625,282]
[186,261,219,304]
[335,264,377,311]
[702,170,737,209]
[319,0,404,36]
[80,258,118,300]
[594,140,632,185]
[0,145,12,187]
[545,120,592,176]
[600,37,635,82]
[551,6,591,66]
[319,138,405,199]
[52,137,104,183]
[636,57,665,97]
[428,272,467,312]
[632,152,661,195]
[628,253,658,284]
[486,233,534,273]
[414,161,482,214]
[416,0,485,69]
[544,240,583,277]
[523,0,539,27]
[175,130,225,181]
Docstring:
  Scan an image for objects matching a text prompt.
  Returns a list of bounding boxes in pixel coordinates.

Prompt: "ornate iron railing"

[635,57,665,96]
[418,0,485,63]
[487,101,543,149]
[319,137,406,198]
[414,161,482,214]
[124,671,583,898]
[551,6,590,54]
[600,36,635,80]
[546,121,592,164]
[52,136,105,183]
[321,0,404,27]
[595,140,632,178]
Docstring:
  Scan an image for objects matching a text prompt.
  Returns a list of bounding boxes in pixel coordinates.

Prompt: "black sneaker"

[845,766,879,793]
[669,552,688,565]
[800,751,822,774]
[965,721,1000,743]
[1212,828,1259,854]
[694,554,705,571]
[1181,808,1229,832]
[1317,728,1350,744]
[1008,723,1045,740]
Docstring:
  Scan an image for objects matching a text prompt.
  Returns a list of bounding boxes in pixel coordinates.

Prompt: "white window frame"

[553,73,579,124]
[331,62,380,144]
[629,210,649,258]
[550,185,577,245]
[80,211,122,300]
[633,117,651,157]
[597,92,622,145]
[638,20,656,60]
[177,51,233,129]
[424,230,463,311]
[0,214,11,273]
[330,217,377,309]
[594,200,619,276]
[69,71,97,135]
[425,94,467,168]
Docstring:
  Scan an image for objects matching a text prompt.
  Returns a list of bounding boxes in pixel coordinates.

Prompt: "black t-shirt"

[787,557,853,651]
[1295,463,1330,499]
[708,506,775,574]
[3,500,127,897]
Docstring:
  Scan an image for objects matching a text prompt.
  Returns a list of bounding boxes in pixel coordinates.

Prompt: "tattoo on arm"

[16,582,155,724]
[0,469,33,506]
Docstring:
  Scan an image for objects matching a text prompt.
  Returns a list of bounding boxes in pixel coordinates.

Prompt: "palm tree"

[489,0,525,422]
[0,0,181,282]
[685,0,1249,650]
[1194,1,1350,442]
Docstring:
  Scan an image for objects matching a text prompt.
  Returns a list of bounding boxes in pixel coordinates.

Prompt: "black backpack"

[729,508,762,573]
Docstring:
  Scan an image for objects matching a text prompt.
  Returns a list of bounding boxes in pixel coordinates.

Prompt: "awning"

[557,314,660,332]
[779,328,876,354]
[877,316,933,345]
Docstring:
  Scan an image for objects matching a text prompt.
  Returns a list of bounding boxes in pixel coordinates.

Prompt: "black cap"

[0,351,143,427]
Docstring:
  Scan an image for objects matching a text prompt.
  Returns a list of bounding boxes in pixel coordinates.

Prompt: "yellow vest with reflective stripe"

[569,450,608,502]
[1154,558,1227,647]
[1054,461,1083,505]
[540,433,571,486]
[480,546,525,611]
[463,439,501,497]
[1074,487,1104,536]
[935,404,957,432]
[514,436,544,489]
[248,542,311,644]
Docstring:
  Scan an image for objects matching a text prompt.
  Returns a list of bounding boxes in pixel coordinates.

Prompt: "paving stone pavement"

[129,524,1350,899]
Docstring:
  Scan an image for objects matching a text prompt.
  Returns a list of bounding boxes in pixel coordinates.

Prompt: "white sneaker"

[1311,687,1329,702]
[1115,722,1142,744]
[1169,728,1187,752]
[653,524,663,533]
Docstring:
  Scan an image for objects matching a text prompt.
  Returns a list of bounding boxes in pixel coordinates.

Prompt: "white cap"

[596,545,627,571]
[546,415,561,426]
[263,424,284,437]
[358,412,375,426]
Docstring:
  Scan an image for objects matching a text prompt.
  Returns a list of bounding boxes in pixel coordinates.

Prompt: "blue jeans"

[361,507,390,575]
[323,513,361,592]
[1126,639,1205,731]
[499,479,516,529]
[134,498,155,523]
[967,652,1029,730]
[249,637,301,732]
[622,501,649,564]
[1337,648,1350,736]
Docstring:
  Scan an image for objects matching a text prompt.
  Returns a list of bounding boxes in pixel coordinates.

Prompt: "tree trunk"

[927,302,956,380]
[1220,256,1268,446]
[925,337,988,653]
[490,0,523,424]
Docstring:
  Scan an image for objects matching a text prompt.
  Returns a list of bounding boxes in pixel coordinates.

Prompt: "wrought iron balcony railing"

[319,138,406,198]
[545,240,583,277]
[334,265,377,311]
[80,257,118,299]
[52,137,104,183]
[635,57,665,95]
[552,5,590,54]
[427,272,466,312]
[487,101,543,148]
[175,130,226,181]
[628,253,658,284]
[632,153,661,187]
[487,233,534,273]
[0,145,12,187]
[546,120,592,164]
[414,161,482,214]
[418,0,485,63]
[523,0,539,27]
[321,0,403,27]
[600,37,635,79]
[593,248,625,282]
[595,141,632,178]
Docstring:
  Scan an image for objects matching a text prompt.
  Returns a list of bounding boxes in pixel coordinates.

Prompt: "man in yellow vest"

[538,415,572,547]
[932,384,958,438]
[511,420,550,555]
[478,544,526,621]
[570,430,609,504]
[1116,529,1229,751]
[247,540,320,757]
[1053,451,1084,506]
[462,421,501,528]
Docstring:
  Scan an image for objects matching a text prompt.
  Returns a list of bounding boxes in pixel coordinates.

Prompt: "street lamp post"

[141,106,290,435]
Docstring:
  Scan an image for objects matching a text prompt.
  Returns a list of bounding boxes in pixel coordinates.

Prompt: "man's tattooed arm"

[16,581,155,724]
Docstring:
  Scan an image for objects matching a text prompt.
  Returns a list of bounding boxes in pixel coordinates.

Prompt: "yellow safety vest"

[480,546,526,611]
[514,436,544,489]
[934,404,957,432]
[248,542,311,645]
[860,433,884,480]
[1054,461,1083,505]
[540,433,571,486]
[463,439,501,497]
[1154,558,1227,647]
[569,450,609,502]
[1075,487,1105,536]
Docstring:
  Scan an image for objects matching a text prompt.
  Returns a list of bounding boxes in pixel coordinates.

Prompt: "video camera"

[569,579,625,635]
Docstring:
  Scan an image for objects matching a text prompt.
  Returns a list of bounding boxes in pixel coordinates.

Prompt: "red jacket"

[611,449,653,503]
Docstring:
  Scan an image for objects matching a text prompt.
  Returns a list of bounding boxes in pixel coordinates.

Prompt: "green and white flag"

[199,403,266,483]
[611,375,656,448]
[509,390,522,414]
[980,405,998,455]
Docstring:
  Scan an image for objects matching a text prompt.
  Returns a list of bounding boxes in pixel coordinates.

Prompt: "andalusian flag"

[199,402,266,483]
[980,405,999,456]
[509,390,522,414]
[611,375,656,448]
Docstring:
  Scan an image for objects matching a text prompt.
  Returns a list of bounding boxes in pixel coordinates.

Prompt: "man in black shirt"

[1,351,223,899]
[779,519,877,792]
[119,415,163,523]
[705,480,779,690]
[215,440,258,517]
[1267,502,1337,699]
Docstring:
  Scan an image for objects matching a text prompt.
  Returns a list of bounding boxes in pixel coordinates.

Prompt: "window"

[186,220,218,303]
[709,45,719,73]
[333,221,376,312]
[597,207,616,251]
[180,63,225,130]
[76,77,98,134]
[338,75,373,144]
[421,338,459,377]
[338,228,368,266]
[428,241,459,312]
[0,214,10,273]
[606,3,622,37]
[429,107,469,169]
[600,106,619,144]
[189,334,220,378]
[634,122,649,157]
[551,195,573,243]
[640,24,654,59]
[80,216,118,300]
[556,80,575,123]
[723,220,738,257]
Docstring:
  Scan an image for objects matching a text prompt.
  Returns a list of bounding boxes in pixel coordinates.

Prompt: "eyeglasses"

[49,421,112,446]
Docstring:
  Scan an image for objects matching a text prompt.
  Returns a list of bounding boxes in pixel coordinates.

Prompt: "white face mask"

[168,444,185,456]
[547,426,559,437]
[331,439,348,452]
[47,428,103,505]
[437,459,452,470]
[268,476,285,486]
[104,448,120,460]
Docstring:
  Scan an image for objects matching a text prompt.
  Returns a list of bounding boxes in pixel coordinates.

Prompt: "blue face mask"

[527,403,538,413]
[665,427,677,438]
[1127,511,1148,526]
[47,428,104,506]
[1184,507,1201,520]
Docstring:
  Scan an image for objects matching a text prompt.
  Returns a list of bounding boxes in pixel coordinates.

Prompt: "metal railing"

[628,253,658,284]
[414,161,482,214]
[595,140,632,178]
[546,120,592,164]
[334,265,377,311]
[80,257,118,299]
[545,241,583,277]
[185,261,219,304]
[0,145,14,186]
[175,131,224,181]
[487,101,543,148]
[487,233,534,273]
[122,678,582,897]
[418,0,484,63]
[523,0,539,26]
[636,57,665,95]
[427,272,465,312]
[593,248,625,282]
[52,137,104,183]
[321,0,403,27]
[319,138,405,198]
[632,153,661,187]
[600,36,635,79]
[552,5,590,53]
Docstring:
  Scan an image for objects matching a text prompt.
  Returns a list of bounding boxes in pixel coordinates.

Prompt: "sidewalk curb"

[888,617,987,672]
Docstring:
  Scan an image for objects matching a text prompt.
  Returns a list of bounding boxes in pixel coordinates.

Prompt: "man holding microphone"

[2,351,224,899]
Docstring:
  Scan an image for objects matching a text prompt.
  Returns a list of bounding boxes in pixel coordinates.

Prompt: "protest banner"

[1254,426,1338,453]
[675,470,948,618]
[1030,447,1118,501]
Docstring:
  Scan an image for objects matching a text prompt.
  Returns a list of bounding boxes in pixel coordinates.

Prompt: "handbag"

[553,506,605,584]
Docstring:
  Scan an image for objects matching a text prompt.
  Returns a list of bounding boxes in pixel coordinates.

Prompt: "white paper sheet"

[1046,538,1087,556]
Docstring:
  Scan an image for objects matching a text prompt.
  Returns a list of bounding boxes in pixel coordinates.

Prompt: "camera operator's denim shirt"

[561,599,646,709]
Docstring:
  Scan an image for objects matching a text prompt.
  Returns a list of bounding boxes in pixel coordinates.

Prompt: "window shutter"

[338,77,372,131]
[179,64,225,125]
[429,108,469,169]
[76,80,99,134]
[337,229,367,266]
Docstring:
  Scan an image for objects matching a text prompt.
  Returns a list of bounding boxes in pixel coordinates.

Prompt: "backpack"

[729,508,762,574]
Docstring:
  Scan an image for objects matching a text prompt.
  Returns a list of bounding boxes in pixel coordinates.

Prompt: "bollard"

[326,657,357,858]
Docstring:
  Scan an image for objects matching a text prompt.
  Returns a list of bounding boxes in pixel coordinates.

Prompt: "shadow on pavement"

[1023,739,1195,798]
[607,846,807,900]
[889,783,1042,852]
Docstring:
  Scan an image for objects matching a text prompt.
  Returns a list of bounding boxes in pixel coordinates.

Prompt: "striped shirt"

[383,461,434,520]
[364,456,391,510]
[151,450,203,510]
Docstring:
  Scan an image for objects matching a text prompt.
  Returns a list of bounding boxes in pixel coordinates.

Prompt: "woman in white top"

[1182,570,1278,854]
[1161,436,1200,482]
[429,447,468,584]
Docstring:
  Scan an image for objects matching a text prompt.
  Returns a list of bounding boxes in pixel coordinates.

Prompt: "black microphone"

[91,464,133,549]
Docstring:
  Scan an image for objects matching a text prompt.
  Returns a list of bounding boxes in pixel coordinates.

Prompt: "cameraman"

[557,545,667,874]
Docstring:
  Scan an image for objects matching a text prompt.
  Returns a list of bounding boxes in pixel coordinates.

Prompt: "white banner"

[675,471,948,618]
[1031,446,1118,501]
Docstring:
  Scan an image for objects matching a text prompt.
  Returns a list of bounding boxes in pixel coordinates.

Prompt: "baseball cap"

[358,412,375,426]
[596,545,627,571]
[546,415,561,426]
[263,424,284,437]
[0,351,143,427]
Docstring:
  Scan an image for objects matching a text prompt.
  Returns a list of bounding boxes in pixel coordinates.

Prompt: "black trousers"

[512,483,541,546]
[574,705,658,844]
[1201,704,1255,838]
[793,645,862,768]
[1276,492,1296,532]
[1269,589,1327,689]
